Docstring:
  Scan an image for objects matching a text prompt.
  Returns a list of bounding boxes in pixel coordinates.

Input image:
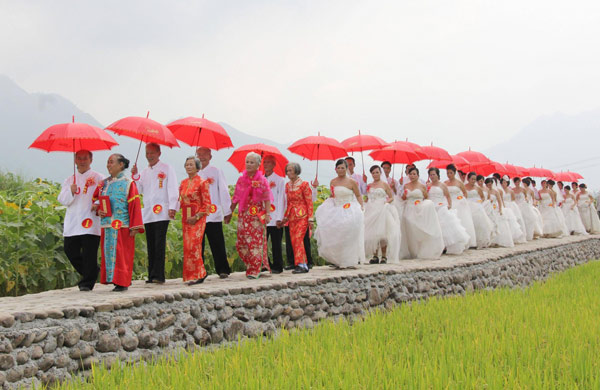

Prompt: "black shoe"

[79,286,92,292]
[112,285,128,292]
[380,257,387,264]
[369,256,379,264]
[284,265,295,271]
[218,273,229,279]
[145,279,153,284]
[187,275,207,285]
[271,269,283,274]
[292,266,309,274]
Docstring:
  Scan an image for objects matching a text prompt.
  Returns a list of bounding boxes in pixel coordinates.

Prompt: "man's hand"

[362,173,368,183]
[70,183,78,195]
[131,164,138,176]
[276,220,283,228]
[168,209,176,219]
[311,178,319,187]
[224,214,232,224]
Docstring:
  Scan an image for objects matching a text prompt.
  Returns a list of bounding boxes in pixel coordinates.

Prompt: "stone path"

[0,234,596,317]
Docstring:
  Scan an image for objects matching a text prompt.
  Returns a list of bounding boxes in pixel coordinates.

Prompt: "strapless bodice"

[428,186,445,203]
[367,187,387,201]
[333,186,355,205]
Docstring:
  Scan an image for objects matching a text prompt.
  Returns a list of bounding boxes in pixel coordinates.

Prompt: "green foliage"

[0,172,328,296]
[55,260,600,389]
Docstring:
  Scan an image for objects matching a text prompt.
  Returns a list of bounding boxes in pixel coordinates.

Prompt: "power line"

[549,156,600,170]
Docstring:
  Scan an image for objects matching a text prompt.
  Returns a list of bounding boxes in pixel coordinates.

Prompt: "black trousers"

[267,226,284,272]
[285,227,313,267]
[64,234,100,290]
[145,220,170,282]
[202,222,231,275]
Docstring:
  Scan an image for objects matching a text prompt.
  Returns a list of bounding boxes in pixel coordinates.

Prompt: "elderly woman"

[179,157,211,285]
[281,162,313,274]
[229,152,274,279]
[93,154,144,292]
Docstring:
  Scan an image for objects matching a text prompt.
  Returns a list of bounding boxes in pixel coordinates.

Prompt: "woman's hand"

[129,227,141,237]
[264,214,271,224]
[187,215,198,225]
[98,209,106,218]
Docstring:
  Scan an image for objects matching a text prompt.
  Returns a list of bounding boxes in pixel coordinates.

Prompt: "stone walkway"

[0,234,596,317]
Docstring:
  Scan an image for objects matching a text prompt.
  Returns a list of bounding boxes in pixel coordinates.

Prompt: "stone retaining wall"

[1,237,599,389]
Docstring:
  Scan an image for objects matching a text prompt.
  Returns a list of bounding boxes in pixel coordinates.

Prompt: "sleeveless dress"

[486,193,514,248]
[428,186,470,255]
[561,198,587,235]
[539,192,565,238]
[447,185,477,248]
[530,194,544,238]
[466,189,494,249]
[501,191,526,244]
[577,195,600,233]
[400,189,444,260]
[363,187,401,263]
[315,186,366,267]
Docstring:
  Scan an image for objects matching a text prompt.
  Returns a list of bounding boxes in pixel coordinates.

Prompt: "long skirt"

[236,208,270,276]
[100,227,135,287]
[182,218,208,281]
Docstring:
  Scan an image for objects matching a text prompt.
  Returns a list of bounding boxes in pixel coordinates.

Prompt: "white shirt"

[136,161,179,224]
[384,175,398,193]
[349,172,367,195]
[266,172,285,226]
[199,164,232,223]
[58,169,104,237]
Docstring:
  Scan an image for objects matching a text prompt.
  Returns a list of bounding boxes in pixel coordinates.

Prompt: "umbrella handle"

[72,140,76,186]
[134,137,143,167]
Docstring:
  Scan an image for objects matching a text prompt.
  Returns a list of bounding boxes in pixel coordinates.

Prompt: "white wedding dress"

[363,187,400,263]
[561,198,587,235]
[577,195,600,234]
[539,192,565,238]
[501,191,527,244]
[428,186,470,255]
[515,192,539,241]
[486,193,514,248]
[400,189,444,260]
[447,185,477,248]
[466,189,494,249]
[315,186,366,267]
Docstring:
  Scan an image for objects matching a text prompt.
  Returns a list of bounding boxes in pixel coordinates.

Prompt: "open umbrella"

[29,116,119,184]
[527,166,554,178]
[105,111,179,167]
[420,143,452,161]
[288,132,347,179]
[456,149,491,166]
[341,130,388,175]
[427,155,471,171]
[369,141,428,164]
[167,114,233,150]
[553,171,583,182]
[228,144,289,176]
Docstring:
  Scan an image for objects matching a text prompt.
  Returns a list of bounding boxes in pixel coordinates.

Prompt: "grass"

[56,260,600,389]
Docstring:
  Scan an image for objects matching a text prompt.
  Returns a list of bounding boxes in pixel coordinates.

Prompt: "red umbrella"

[288,133,347,179]
[228,144,289,176]
[553,171,583,182]
[456,149,491,166]
[166,115,233,150]
[427,154,472,171]
[420,143,452,161]
[527,166,554,178]
[341,130,388,175]
[501,163,526,178]
[369,141,428,164]
[475,161,506,176]
[106,112,179,166]
[29,116,119,184]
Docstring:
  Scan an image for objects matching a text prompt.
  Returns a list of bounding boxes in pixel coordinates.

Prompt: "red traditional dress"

[179,175,211,281]
[93,173,144,287]
[284,179,313,265]
[232,170,274,277]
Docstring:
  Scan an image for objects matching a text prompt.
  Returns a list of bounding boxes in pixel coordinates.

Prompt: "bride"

[364,165,400,264]
[314,159,366,268]
[400,166,444,260]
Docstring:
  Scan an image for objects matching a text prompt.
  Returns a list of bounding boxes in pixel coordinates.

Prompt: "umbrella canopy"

[456,149,491,166]
[474,161,506,176]
[167,115,233,150]
[106,113,179,148]
[427,154,471,171]
[228,144,289,176]
[527,167,554,178]
[341,131,388,152]
[369,141,428,164]
[29,119,118,152]
[420,143,452,161]
[553,171,583,182]
[288,133,347,179]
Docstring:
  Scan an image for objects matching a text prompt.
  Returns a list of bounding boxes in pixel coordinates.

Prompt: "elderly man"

[345,156,367,195]
[196,147,232,278]
[263,155,286,273]
[131,143,178,284]
[57,150,104,291]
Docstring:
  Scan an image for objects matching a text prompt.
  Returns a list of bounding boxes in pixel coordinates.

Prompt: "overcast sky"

[2,0,600,154]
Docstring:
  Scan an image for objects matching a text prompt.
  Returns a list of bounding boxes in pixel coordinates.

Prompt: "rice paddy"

[57,260,600,389]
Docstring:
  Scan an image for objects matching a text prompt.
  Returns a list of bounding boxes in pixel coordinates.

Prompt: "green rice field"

[56,260,600,389]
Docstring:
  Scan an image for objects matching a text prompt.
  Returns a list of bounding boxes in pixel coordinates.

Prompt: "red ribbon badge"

[207,177,215,185]
[269,181,276,188]
[249,205,259,215]
[414,200,421,205]
[209,204,217,214]
[343,203,351,209]
[83,177,96,194]
[81,218,93,228]
[457,196,463,200]
[252,181,260,188]
[157,172,166,189]
[270,204,276,212]
[153,205,162,214]
[111,220,123,230]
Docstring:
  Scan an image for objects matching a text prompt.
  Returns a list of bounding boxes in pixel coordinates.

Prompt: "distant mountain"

[0,75,330,185]
[485,109,600,191]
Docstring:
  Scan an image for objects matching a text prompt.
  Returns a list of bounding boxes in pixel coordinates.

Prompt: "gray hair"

[185,156,202,170]
[285,162,302,175]
[246,152,261,165]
